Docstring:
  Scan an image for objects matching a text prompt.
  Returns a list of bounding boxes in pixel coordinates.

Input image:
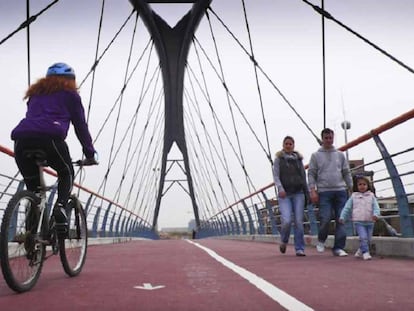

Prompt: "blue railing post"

[373,134,414,237]
[223,214,232,235]
[227,212,235,235]
[242,200,255,234]
[218,218,225,235]
[115,210,124,237]
[119,217,125,237]
[262,192,279,235]
[238,210,247,235]
[254,204,265,234]
[109,209,117,237]
[8,180,26,240]
[83,194,93,216]
[92,203,102,238]
[231,208,240,235]
[101,203,112,237]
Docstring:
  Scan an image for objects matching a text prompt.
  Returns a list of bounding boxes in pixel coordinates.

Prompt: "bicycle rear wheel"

[59,195,88,276]
[0,190,46,293]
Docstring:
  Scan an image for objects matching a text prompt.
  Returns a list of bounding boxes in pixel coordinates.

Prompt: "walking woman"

[273,136,309,256]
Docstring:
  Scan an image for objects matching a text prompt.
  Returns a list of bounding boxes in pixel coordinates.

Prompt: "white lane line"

[187,240,314,311]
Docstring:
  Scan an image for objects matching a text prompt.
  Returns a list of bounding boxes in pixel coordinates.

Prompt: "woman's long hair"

[24,76,78,99]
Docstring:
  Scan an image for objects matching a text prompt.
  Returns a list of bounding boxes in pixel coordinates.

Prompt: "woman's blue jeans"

[355,222,374,253]
[278,192,305,251]
[318,190,348,251]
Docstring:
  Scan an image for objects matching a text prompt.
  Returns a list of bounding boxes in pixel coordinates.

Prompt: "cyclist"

[11,62,98,234]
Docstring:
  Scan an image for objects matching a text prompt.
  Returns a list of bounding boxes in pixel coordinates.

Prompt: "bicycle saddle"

[22,149,48,165]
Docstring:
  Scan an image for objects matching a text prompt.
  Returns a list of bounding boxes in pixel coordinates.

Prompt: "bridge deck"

[0,239,413,310]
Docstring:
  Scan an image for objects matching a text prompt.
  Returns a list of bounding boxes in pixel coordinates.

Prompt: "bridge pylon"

[129,0,212,230]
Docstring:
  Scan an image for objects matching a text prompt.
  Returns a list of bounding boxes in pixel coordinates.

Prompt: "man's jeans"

[318,190,348,251]
[279,192,305,251]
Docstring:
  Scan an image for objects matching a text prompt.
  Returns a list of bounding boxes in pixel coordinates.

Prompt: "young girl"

[339,175,380,260]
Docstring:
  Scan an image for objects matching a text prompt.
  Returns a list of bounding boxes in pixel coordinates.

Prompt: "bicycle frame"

[32,159,59,249]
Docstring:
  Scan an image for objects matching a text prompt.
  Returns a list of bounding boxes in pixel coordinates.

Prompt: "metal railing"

[2,109,414,240]
[0,145,157,240]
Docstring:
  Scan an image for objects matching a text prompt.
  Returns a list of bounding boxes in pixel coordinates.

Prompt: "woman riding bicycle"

[11,62,98,231]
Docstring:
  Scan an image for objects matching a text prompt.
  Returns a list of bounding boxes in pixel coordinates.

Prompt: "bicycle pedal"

[52,244,59,254]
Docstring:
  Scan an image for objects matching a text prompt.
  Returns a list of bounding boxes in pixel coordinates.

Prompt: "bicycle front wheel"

[0,190,45,293]
[59,195,88,276]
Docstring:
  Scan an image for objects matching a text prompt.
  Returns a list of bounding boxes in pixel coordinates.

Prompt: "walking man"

[308,128,353,256]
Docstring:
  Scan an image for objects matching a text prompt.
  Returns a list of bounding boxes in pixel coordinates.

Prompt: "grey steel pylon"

[129,0,212,230]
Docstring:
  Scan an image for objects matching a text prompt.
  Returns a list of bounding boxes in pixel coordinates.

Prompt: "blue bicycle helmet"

[46,62,75,78]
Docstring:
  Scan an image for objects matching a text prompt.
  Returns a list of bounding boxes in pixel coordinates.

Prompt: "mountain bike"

[0,149,95,293]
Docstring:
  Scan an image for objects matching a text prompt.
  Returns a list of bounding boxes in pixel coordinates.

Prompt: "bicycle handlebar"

[73,159,99,166]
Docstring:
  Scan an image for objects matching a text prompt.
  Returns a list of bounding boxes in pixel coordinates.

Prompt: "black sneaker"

[279,243,287,254]
[53,203,68,237]
[53,203,68,224]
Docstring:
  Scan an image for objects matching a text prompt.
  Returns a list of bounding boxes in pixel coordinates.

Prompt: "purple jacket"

[11,90,95,158]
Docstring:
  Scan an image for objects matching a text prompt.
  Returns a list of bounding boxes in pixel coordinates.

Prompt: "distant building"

[161,227,188,233]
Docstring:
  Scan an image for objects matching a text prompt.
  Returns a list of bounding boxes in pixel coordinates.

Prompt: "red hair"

[24,76,78,99]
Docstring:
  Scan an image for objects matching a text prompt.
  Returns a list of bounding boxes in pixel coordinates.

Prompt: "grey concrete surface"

[216,234,414,258]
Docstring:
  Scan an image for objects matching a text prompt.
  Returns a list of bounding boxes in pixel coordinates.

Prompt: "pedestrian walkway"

[0,239,413,310]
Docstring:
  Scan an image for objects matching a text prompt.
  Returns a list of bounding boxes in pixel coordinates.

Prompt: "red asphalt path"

[0,239,413,311]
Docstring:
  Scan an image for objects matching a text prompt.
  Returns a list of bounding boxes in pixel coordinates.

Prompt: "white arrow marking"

[134,283,165,290]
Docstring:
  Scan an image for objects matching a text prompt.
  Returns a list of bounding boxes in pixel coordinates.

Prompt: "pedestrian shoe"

[279,243,287,254]
[363,252,372,260]
[333,249,348,257]
[354,248,362,258]
[296,250,306,257]
[316,241,325,253]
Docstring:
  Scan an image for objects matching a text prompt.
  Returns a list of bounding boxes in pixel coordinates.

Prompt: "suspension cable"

[301,0,414,75]
[193,36,277,162]
[184,86,231,214]
[85,0,106,123]
[93,39,152,142]
[184,97,230,217]
[190,43,246,201]
[0,0,59,46]
[99,65,161,202]
[205,10,254,196]
[191,39,238,202]
[184,129,215,218]
[241,0,272,165]
[207,7,321,145]
[126,83,164,213]
[184,78,231,209]
[321,0,326,128]
[25,0,31,86]
[78,8,136,89]
[186,62,256,195]
[113,13,140,203]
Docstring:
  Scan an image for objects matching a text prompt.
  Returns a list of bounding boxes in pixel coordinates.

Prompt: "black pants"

[14,138,74,207]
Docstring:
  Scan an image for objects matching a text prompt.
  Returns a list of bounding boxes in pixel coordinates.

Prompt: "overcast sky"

[1,0,414,228]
